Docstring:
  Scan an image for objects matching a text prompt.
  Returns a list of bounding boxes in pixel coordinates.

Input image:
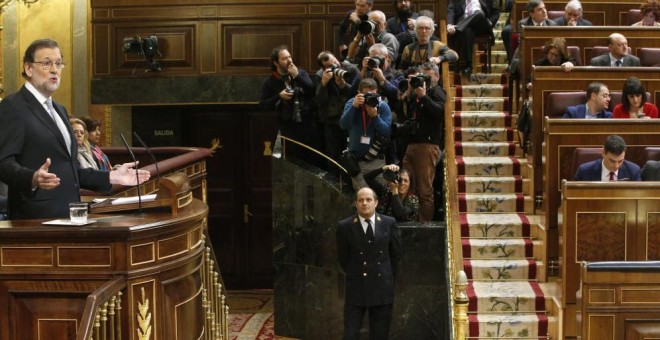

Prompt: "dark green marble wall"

[272,156,451,339]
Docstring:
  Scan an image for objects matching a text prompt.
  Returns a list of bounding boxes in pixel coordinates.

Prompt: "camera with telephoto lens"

[358,20,377,35]
[392,119,419,138]
[410,74,431,89]
[383,169,401,183]
[286,87,303,122]
[364,134,388,161]
[367,56,384,70]
[330,64,348,79]
[363,93,381,107]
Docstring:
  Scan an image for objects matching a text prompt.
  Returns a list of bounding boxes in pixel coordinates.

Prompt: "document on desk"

[93,194,158,206]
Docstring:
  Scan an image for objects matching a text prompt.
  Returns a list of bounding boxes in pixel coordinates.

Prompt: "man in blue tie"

[589,33,641,67]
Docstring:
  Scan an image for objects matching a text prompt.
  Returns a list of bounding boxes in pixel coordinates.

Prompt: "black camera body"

[410,74,432,89]
[285,87,303,122]
[363,93,381,107]
[367,56,384,70]
[383,169,401,183]
[358,20,377,35]
[392,119,419,138]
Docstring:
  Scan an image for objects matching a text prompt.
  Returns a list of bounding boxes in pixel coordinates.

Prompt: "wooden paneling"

[91,0,444,77]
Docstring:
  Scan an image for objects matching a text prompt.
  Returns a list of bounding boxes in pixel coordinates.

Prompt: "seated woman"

[81,116,113,170]
[398,16,458,71]
[612,77,659,118]
[70,118,99,170]
[631,0,660,26]
[526,37,576,91]
[365,164,419,222]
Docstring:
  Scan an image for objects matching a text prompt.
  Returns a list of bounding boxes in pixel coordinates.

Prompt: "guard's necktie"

[465,0,474,17]
[615,60,622,67]
[609,172,615,181]
[46,98,71,154]
[365,219,374,242]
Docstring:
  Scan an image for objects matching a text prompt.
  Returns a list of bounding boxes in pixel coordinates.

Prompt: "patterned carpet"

[450,11,552,338]
[227,290,298,340]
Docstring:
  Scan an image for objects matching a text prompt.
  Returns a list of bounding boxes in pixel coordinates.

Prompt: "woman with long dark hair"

[612,77,659,118]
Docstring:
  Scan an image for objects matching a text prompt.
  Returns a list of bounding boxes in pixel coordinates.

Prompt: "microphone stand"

[119,133,142,214]
[133,132,161,185]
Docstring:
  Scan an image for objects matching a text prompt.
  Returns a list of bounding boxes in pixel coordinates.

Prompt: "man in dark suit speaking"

[337,187,401,339]
[0,38,150,220]
[574,135,641,181]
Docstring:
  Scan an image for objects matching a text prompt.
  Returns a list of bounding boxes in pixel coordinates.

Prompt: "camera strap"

[361,105,373,136]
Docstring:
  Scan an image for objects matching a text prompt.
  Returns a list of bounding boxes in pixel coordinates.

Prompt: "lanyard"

[361,105,373,135]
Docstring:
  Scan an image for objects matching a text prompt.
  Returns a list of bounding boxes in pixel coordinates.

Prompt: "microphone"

[133,132,161,185]
[119,133,142,213]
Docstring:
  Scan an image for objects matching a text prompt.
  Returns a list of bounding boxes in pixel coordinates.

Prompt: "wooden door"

[183,105,277,289]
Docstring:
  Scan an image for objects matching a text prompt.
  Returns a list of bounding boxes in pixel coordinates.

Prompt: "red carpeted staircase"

[449,12,555,339]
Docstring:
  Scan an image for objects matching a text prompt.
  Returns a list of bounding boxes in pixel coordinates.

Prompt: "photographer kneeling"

[340,78,392,190]
[397,62,446,222]
[365,164,419,222]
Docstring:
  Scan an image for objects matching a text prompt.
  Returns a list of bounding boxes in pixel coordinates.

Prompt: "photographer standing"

[340,78,392,190]
[386,0,420,58]
[338,0,374,60]
[347,11,400,66]
[260,45,318,160]
[315,51,359,166]
[399,62,446,222]
[351,44,404,111]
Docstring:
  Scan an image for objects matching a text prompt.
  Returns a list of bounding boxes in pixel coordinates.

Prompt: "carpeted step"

[464,259,542,280]
[458,176,524,194]
[454,97,509,112]
[459,213,532,238]
[453,111,512,128]
[453,84,509,98]
[468,281,546,312]
[478,63,509,74]
[478,51,508,64]
[462,238,535,259]
[458,193,527,213]
[468,313,549,338]
[453,72,509,86]
[456,156,523,176]
[456,141,518,157]
[454,127,514,142]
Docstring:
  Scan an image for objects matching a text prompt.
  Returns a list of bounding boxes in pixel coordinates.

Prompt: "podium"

[0,196,227,340]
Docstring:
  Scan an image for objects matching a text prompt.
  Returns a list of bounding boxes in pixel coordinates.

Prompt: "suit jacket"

[641,160,660,181]
[574,158,642,181]
[517,17,557,30]
[562,104,612,119]
[0,85,111,220]
[589,53,641,66]
[553,16,592,26]
[337,213,401,306]
[447,0,500,27]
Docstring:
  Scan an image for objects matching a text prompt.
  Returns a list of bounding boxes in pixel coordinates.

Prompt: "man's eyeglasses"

[32,60,65,70]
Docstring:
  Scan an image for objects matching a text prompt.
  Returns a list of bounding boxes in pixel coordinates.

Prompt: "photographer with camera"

[338,0,374,61]
[315,51,359,166]
[399,16,459,70]
[396,62,446,222]
[365,164,420,222]
[351,44,404,112]
[347,10,400,66]
[260,45,318,160]
[340,78,392,190]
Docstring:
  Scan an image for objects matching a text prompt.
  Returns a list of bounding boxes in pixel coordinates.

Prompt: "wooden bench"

[578,261,660,340]
[511,0,643,32]
[561,181,660,337]
[542,118,660,273]
[519,26,660,107]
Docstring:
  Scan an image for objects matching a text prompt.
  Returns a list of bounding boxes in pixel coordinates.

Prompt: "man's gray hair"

[369,10,386,23]
[415,16,435,33]
[565,0,582,11]
[369,43,389,57]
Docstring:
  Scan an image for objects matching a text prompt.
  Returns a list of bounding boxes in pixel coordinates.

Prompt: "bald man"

[589,33,641,67]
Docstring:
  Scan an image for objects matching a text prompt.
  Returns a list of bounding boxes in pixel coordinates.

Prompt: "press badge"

[360,136,371,144]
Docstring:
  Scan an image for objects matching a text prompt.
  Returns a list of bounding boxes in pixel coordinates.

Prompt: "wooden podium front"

[0,199,226,340]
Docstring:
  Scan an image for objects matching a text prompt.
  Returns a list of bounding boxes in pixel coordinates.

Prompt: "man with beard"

[386,0,419,64]
[347,10,400,65]
[338,0,374,61]
[259,45,319,161]
[0,38,150,219]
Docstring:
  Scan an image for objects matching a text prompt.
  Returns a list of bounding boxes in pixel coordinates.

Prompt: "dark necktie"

[609,172,615,181]
[615,60,622,67]
[365,219,374,242]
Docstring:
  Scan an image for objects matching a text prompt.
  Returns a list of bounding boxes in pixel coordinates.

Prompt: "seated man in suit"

[563,82,612,118]
[574,135,641,181]
[641,160,660,180]
[506,0,557,76]
[589,33,641,66]
[553,0,592,26]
